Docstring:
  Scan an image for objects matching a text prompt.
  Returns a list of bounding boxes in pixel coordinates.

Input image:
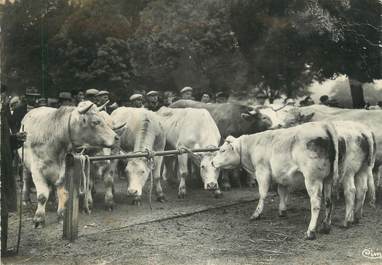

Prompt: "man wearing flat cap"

[180,86,193,100]
[145,90,161,111]
[97,90,110,106]
[85,88,99,104]
[215,91,229,103]
[59,91,74,106]
[130,94,144,108]
[255,92,268,106]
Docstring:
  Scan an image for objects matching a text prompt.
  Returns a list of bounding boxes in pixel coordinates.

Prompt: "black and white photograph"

[0,0,381,264]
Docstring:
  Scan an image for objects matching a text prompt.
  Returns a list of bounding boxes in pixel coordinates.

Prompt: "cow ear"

[300,113,315,123]
[225,135,236,143]
[77,101,94,114]
[241,113,251,120]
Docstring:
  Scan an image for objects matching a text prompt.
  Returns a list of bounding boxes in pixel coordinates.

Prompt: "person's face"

[148,95,158,103]
[98,94,109,105]
[256,98,266,105]
[77,92,85,102]
[216,96,228,103]
[26,96,36,105]
[134,99,143,107]
[201,94,210,103]
[182,91,193,100]
[61,99,74,106]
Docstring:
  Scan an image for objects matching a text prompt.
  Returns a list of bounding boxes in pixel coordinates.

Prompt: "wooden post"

[63,154,80,241]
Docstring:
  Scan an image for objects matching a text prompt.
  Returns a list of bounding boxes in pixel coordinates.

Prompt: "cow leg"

[154,156,165,202]
[304,179,323,240]
[56,185,68,223]
[104,166,115,211]
[22,167,32,206]
[221,170,231,191]
[343,175,356,228]
[32,172,50,228]
[320,177,333,234]
[277,184,289,217]
[366,168,376,208]
[250,171,270,220]
[177,154,188,199]
[354,172,368,224]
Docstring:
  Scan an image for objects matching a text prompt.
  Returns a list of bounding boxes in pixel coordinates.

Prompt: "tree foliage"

[1,0,380,103]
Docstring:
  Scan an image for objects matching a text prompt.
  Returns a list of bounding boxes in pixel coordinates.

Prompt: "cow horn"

[98,100,110,111]
[113,122,126,131]
[78,102,94,114]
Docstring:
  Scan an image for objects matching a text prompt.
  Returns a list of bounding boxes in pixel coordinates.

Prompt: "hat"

[10,96,20,105]
[85,88,99,96]
[59,91,72,100]
[48,98,59,104]
[255,92,267,99]
[216,91,228,98]
[146,90,159,96]
[25,87,40,96]
[37,98,48,105]
[129,94,143,101]
[97,90,109,96]
[180,86,193,94]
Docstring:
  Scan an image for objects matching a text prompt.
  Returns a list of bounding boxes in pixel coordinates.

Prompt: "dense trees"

[1,0,380,106]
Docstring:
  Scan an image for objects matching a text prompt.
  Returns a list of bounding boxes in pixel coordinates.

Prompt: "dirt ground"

[3,177,382,265]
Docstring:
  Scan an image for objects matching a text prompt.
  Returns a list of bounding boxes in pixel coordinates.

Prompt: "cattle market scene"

[0,1,381,265]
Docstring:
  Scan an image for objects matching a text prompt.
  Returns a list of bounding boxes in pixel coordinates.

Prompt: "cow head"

[195,152,221,191]
[70,101,119,148]
[125,157,152,198]
[212,136,241,169]
[240,107,272,132]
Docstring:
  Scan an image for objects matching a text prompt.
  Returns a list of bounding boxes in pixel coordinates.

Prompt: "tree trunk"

[348,78,365,109]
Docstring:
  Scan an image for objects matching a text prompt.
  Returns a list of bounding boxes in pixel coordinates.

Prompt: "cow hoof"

[305,231,316,240]
[132,199,142,206]
[22,200,31,207]
[33,215,45,229]
[157,196,166,203]
[278,210,287,218]
[319,223,331,234]
[353,217,360,225]
[250,213,262,221]
[214,191,223,199]
[221,184,231,191]
[105,202,114,211]
[57,208,65,222]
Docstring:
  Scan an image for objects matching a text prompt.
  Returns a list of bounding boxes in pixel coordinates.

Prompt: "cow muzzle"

[206,182,218,191]
[127,189,138,196]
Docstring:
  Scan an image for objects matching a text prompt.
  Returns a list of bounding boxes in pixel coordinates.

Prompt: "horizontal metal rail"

[88,147,220,162]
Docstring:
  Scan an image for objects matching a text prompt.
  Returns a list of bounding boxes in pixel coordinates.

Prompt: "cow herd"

[19,99,381,240]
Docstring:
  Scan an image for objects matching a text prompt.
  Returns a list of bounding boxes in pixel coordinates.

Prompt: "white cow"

[20,101,119,227]
[111,107,166,205]
[157,107,222,198]
[212,121,339,239]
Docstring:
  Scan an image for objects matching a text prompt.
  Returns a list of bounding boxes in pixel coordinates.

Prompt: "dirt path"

[3,179,382,265]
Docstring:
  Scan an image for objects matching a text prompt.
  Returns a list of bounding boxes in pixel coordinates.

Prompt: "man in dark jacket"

[1,85,26,256]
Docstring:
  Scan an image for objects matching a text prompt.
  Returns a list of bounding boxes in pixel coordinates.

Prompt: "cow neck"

[67,110,75,150]
[238,135,255,175]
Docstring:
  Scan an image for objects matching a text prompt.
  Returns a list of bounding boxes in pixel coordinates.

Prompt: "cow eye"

[221,149,225,153]
[92,120,101,126]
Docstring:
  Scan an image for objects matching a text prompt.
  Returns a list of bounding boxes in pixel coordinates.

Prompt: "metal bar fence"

[63,147,219,241]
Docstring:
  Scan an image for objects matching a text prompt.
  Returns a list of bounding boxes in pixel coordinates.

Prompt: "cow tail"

[365,132,377,206]
[325,122,339,187]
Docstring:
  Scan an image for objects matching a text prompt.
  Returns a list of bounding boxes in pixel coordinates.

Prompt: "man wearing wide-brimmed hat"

[85,88,99,104]
[180,86,193,100]
[129,93,144,108]
[145,90,161,111]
